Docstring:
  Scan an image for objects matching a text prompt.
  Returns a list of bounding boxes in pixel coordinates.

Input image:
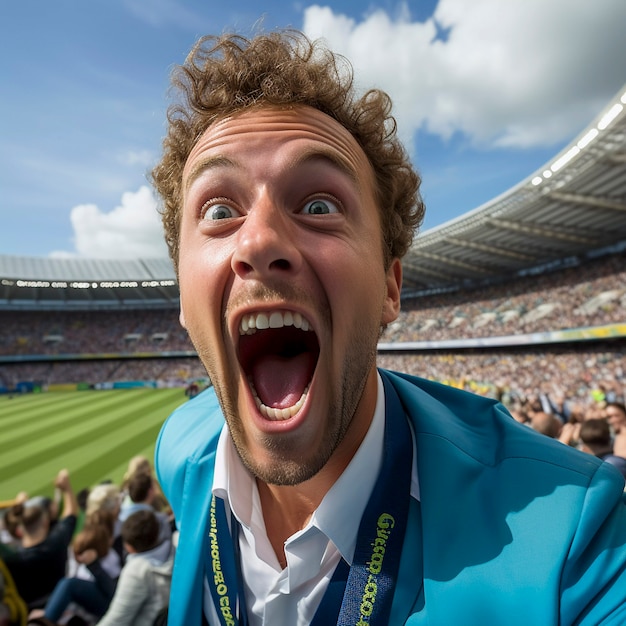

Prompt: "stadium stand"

[0,82,624,409]
[1,76,625,626]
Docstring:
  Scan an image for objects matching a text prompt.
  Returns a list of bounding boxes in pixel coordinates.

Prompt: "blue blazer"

[156,370,626,625]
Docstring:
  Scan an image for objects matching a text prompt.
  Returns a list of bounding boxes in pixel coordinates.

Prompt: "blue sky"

[1,0,624,259]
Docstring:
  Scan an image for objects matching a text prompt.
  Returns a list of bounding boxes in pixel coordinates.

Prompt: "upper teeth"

[239,310,311,335]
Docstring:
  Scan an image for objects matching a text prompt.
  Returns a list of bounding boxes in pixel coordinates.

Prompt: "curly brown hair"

[151,30,425,273]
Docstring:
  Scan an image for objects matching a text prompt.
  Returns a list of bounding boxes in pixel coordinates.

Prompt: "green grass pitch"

[0,388,189,502]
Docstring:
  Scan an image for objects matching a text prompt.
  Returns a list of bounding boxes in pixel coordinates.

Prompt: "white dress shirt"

[204,373,419,625]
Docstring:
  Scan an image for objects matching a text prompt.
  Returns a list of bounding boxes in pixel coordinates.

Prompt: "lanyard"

[205,371,413,626]
[206,495,245,626]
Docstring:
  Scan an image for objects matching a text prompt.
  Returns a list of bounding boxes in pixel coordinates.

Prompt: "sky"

[1,0,625,260]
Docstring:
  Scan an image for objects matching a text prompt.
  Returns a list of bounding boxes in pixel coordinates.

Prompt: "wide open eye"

[202,201,241,221]
[301,198,339,215]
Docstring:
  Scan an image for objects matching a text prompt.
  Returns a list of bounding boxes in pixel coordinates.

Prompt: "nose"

[231,193,302,279]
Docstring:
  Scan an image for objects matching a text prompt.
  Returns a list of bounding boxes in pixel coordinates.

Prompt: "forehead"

[607,407,626,415]
[183,105,375,191]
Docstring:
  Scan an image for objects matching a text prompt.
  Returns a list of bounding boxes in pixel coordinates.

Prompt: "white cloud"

[302,0,626,151]
[51,186,168,259]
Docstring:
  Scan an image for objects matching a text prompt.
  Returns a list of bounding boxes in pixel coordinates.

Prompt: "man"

[98,510,173,626]
[578,418,626,479]
[606,401,626,459]
[4,469,78,608]
[529,411,563,439]
[153,31,626,625]
[119,471,172,545]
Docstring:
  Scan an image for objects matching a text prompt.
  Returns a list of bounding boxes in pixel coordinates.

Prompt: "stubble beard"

[200,321,379,487]
[189,284,382,487]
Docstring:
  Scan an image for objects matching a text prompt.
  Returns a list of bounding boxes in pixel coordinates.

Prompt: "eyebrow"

[184,155,238,194]
[291,147,361,188]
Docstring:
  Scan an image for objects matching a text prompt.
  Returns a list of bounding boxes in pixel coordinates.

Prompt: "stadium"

[1,80,624,507]
[1,82,624,395]
[0,80,624,510]
[1,39,625,626]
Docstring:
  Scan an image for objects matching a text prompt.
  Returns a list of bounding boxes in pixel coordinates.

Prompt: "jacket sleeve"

[560,461,626,624]
[97,560,149,626]
[87,559,118,599]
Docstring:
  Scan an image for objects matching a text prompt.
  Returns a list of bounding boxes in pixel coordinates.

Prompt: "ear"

[381,258,402,326]
[179,306,187,329]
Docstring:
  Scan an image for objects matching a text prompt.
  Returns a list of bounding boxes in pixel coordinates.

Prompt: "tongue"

[251,352,312,409]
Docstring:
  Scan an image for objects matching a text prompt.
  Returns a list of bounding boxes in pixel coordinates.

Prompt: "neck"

[257,481,319,567]
[22,528,47,548]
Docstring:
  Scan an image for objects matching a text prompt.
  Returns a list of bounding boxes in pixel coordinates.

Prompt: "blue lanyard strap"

[329,372,412,626]
[206,495,245,626]
[205,372,412,626]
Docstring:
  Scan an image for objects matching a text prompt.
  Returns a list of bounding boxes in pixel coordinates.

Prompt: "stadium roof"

[1,82,625,309]
[402,82,626,295]
[0,257,179,309]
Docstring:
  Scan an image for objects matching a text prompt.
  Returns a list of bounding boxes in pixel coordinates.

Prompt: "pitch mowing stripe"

[2,389,160,450]
[1,391,103,427]
[0,390,186,499]
[72,396,188,486]
[0,390,178,474]
[2,390,132,424]
[64,424,174,495]
[105,441,160,487]
[0,389,187,500]
[0,392,154,471]
[0,417,165,499]
[70,389,188,490]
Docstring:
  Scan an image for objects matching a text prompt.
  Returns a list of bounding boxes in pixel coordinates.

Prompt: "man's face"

[606,405,626,434]
[177,105,402,486]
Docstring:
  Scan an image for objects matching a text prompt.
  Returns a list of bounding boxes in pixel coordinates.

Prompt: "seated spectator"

[85,485,120,522]
[35,512,121,624]
[119,473,172,545]
[579,418,626,479]
[606,402,626,458]
[120,456,169,514]
[4,470,78,609]
[529,411,563,439]
[85,484,123,562]
[97,510,173,626]
[121,456,152,492]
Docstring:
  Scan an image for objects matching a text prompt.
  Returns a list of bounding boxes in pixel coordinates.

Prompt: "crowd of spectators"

[385,250,625,342]
[1,252,624,360]
[0,309,192,357]
[1,457,173,626]
[378,344,624,412]
[0,250,623,398]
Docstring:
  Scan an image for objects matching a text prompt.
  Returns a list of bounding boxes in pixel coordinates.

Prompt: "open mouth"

[238,310,319,420]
